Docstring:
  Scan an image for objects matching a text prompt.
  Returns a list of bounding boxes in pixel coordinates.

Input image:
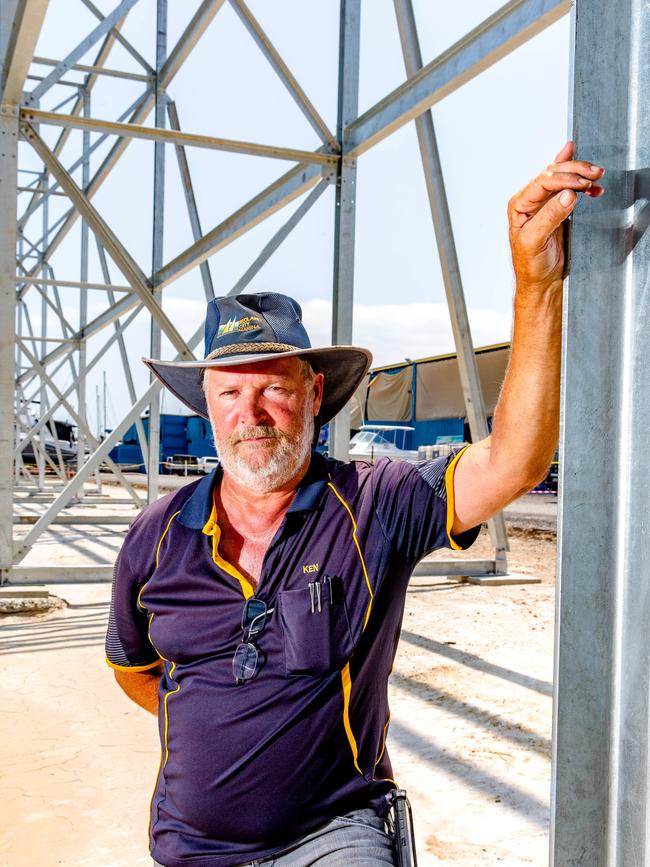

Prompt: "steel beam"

[227,0,338,151]
[81,0,153,73]
[10,565,114,583]
[20,121,194,360]
[14,276,132,291]
[76,92,90,494]
[20,109,337,165]
[345,0,570,158]
[16,340,144,507]
[14,303,142,456]
[31,55,151,82]
[160,0,225,87]
[551,0,650,864]
[95,241,149,466]
[0,109,18,582]
[1,0,49,105]
[329,0,360,462]
[17,89,150,233]
[147,0,167,503]
[26,0,139,103]
[17,158,328,386]
[228,181,329,295]
[166,100,215,301]
[394,0,509,568]
[154,161,325,288]
[12,322,205,562]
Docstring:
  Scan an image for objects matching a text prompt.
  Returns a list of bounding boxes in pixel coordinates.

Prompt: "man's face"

[203,356,324,492]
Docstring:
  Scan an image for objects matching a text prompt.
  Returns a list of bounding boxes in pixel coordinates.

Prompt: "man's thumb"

[527,190,576,243]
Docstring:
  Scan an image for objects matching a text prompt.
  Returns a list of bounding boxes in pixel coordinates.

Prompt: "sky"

[18,0,572,428]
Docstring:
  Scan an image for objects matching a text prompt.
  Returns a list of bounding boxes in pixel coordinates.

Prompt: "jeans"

[152,807,396,866]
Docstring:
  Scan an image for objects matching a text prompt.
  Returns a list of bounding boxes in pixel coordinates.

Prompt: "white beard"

[210,393,315,493]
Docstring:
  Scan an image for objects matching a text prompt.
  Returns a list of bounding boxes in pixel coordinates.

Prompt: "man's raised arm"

[451,142,605,535]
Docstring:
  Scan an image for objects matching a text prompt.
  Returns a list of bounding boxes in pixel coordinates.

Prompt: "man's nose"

[237,392,270,426]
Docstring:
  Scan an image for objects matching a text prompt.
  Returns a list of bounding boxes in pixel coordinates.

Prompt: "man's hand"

[508,141,604,290]
[450,143,605,536]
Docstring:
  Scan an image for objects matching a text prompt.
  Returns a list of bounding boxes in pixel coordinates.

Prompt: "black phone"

[389,789,418,867]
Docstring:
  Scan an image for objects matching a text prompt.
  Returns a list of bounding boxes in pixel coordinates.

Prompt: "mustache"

[230,425,287,446]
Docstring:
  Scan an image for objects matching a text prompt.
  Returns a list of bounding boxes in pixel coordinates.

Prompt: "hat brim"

[142,346,373,425]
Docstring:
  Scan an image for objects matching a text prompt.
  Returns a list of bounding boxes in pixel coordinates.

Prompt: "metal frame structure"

[2,0,574,587]
[3,0,647,861]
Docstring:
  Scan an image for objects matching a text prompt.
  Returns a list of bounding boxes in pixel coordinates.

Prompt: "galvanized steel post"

[147,0,167,503]
[0,107,18,583]
[551,0,650,863]
[394,0,509,566]
[330,0,360,462]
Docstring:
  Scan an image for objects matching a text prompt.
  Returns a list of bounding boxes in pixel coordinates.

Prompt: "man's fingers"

[520,189,577,246]
[509,174,587,227]
[548,159,604,179]
[553,141,574,163]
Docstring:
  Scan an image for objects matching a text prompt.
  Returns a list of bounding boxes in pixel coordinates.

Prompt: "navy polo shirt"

[105,450,479,867]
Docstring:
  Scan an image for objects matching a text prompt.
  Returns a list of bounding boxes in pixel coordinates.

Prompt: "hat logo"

[217,315,261,338]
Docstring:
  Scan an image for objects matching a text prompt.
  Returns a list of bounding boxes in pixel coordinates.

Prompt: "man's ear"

[312,372,325,417]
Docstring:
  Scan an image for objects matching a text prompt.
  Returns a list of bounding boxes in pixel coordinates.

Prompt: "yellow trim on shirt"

[202,500,255,599]
[341,662,363,776]
[375,711,391,766]
[327,482,373,630]
[156,510,182,568]
[105,657,161,673]
[444,447,469,551]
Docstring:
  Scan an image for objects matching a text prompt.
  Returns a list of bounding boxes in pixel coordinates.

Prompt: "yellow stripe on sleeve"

[444,447,469,551]
[105,657,162,673]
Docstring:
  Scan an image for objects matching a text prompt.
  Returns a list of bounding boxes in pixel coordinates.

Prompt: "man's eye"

[267,385,286,393]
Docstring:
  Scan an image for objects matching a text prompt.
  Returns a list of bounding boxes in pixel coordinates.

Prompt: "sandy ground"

[2,482,557,867]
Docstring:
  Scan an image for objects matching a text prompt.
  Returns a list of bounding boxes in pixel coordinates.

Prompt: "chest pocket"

[278,575,354,675]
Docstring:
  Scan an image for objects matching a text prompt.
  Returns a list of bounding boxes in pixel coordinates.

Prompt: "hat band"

[205,341,301,360]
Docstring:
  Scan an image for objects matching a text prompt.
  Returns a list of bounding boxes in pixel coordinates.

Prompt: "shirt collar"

[178,466,221,530]
[177,451,329,530]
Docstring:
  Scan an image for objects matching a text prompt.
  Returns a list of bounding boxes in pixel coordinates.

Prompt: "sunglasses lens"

[233,642,258,682]
[242,598,267,632]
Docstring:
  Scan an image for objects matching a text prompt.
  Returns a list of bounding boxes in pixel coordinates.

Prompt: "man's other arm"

[114,662,163,715]
[451,142,605,534]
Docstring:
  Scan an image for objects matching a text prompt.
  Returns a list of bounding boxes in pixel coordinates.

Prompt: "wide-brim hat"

[142,292,372,425]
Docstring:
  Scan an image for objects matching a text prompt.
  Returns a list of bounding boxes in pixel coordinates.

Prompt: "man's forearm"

[114,667,161,715]
[489,279,563,487]
[451,146,604,534]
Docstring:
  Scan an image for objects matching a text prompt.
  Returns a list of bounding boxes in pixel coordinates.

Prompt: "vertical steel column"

[77,89,90,489]
[329,0,360,462]
[551,1,650,864]
[0,108,18,582]
[37,171,49,491]
[147,0,167,503]
[394,0,508,568]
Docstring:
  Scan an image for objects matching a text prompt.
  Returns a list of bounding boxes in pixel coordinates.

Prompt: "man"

[106,143,604,867]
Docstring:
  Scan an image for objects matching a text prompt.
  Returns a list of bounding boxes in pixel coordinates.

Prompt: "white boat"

[348,425,419,464]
